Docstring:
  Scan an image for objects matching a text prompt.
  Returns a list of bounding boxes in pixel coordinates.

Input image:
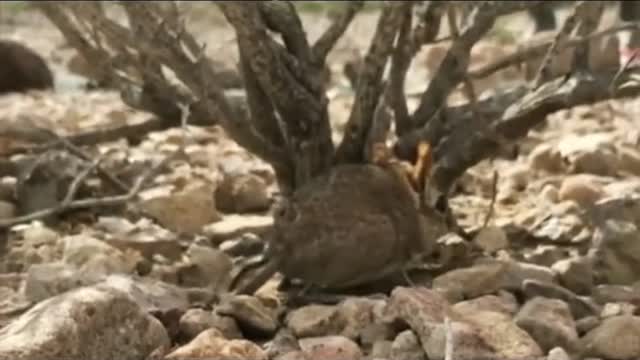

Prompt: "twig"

[469,23,640,80]
[334,2,405,164]
[312,1,364,64]
[532,1,586,88]
[482,170,498,228]
[412,1,539,128]
[0,151,177,228]
[446,3,478,107]
[571,1,605,72]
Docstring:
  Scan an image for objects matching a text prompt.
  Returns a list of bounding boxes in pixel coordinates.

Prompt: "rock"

[461,310,543,358]
[576,316,601,335]
[21,225,58,247]
[286,304,345,338]
[215,173,271,213]
[472,226,509,253]
[265,329,300,360]
[370,340,392,359]
[547,346,571,360]
[0,282,169,360]
[181,243,233,291]
[203,214,273,244]
[453,294,518,317]
[557,133,618,176]
[298,335,363,360]
[141,184,221,235]
[529,143,565,173]
[522,280,599,320]
[391,330,425,360]
[592,285,640,304]
[62,234,136,275]
[592,219,640,285]
[582,316,640,359]
[217,294,279,337]
[387,287,541,360]
[540,184,559,203]
[179,308,242,341]
[515,297,579,353]
[525,245,567,267]
[617,147,640,175]
[24,262,89,302]
[432,260,555,298]
[338,297,387,341]
[166,328,266,360]
[360,323,395,349]
[101,275,190,313]
[601,302,637,318]
[99,218,182,261]
[552,257,594,295]
[0,200,16,219]
[558,175,605,206]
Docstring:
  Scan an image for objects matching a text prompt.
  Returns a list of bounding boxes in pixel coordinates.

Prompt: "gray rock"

[592,284,640,304]
[576,316,601,335]
[522,279,600,319]
[391,330,426,360]
[552,257,594,295]
[387,287,542,360]
[203,214,273,244]
[298,335,363,360]
[217,294,279,336]
[338,297,387,341]
[215,173,271,213]
[547,346,571,360]
[286,304,345,338]
[453,294,519,317]
[582,316,640,359]
[23,263,85,302]
[166,328,266,360]
[433,260,555,298]
[179,308,242,341]
[592,219,640,285]
[0,282,169,360]
[515,297,579,353]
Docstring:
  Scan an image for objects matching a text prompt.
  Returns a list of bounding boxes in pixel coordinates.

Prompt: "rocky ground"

[0,3,640,360]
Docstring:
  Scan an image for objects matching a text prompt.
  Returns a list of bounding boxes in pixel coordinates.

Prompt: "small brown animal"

[270,141,441,290]
[0,40,54,94]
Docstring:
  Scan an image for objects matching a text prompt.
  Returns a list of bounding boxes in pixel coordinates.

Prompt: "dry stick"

[42,129,130,193]
[532,1,587,89]
[571,1,604,72]
[311,1,364,63]
[610,51,640,94]
[446,4,478,108]
[469,23,640,80]
[481,170,499,228]
[0,151,177,228]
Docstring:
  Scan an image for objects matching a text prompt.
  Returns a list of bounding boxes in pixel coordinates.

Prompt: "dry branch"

[469,23,640,79]
[312,1,364,63]
[0,151,177,228]
[334,2,406,164]
[411,1,542,128]
[414,68,640,196]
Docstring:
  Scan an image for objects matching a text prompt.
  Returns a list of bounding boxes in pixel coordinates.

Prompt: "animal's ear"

[412,141,433,194]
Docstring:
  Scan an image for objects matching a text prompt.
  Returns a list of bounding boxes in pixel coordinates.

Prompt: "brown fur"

[0,40,54,94]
